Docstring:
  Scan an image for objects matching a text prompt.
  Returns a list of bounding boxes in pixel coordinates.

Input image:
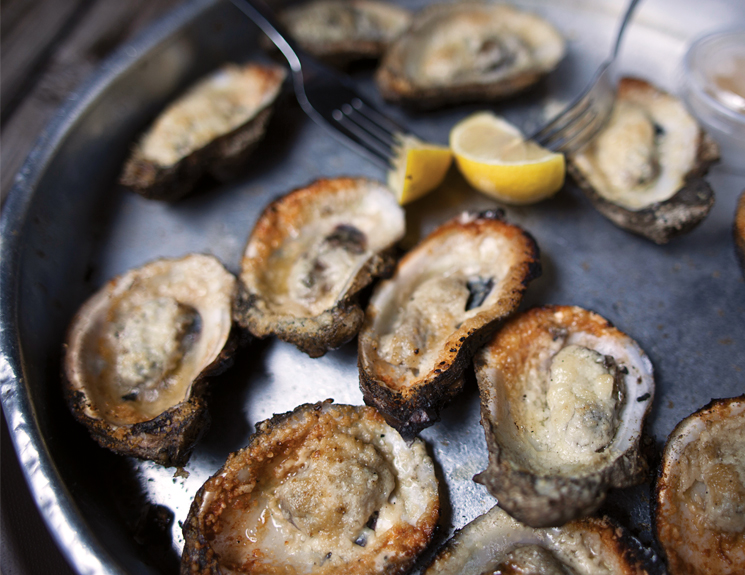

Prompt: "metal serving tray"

[1,0,744,573]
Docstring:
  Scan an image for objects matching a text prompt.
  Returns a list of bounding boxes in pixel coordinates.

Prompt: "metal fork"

[231,0,404,169]
[530,0,642,154]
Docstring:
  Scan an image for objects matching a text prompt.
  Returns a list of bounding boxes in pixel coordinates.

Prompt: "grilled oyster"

[423,505,657,575]
[63,254,237,466]
[474,305,654,527]
[120,62,286,201]
[376,3,565,109]
[654,395,745,575]
[181,401,439,574]
[358,210,541,438]
[235,177,405,358]
[279,0,411,65]
[569,77,720,244]
[736,190,745,275]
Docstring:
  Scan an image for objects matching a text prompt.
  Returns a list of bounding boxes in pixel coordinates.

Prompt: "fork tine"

[350,98,407,137]
[532,96,593,146]
[328,110,394,168]
[341,104,398,149]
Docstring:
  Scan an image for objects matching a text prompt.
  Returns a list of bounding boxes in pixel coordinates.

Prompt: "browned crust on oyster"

[474,305,654,527]
[424,506,659,575]
[62,255,238,467]
[181,401,439,575]
[653,395,745,575]
[278,0,412,65]
[735,190,745,275]
[569,77,720,244]
[375,3,564,109]
[120,63,285,201]
[358,211,541,438]
[235,177,403,358]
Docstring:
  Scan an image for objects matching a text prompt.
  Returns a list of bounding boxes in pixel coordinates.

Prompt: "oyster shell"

[654,395,745,575]
[376,3,565,109]
[358,210,541,438]
[234,177,405,358]
[180,400,439,574]
[735,189,745,275]
[120,62,286,201]
[569,77,720,244]
[63,254,237,466]
[474,305,654,527]
[423,505,658,575]
[279,0,411,65]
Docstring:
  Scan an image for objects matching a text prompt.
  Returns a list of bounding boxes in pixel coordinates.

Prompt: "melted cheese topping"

[546,345,620,458]
[572,84,701,210]
[103,297,196,400]
[272,433,395,540]
[378,275,469,371]
[679,417,745,532]
[139,64,283,166]
[501,341,624,474]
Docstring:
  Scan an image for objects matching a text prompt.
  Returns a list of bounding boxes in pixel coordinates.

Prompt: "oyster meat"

[279,0,411,64]
[63,254,237,466]
[569,77,720,244]
[654,395,745,575]
[358,210,541,438]
[120,62,286,201]
[376,2,565,108]
[180,401,439,574]
[235,177,405,358]
[423,505,658,575]
[474,305,654,527]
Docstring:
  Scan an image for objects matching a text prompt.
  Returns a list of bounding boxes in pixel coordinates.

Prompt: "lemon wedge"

[449,112,565,205]
[387,134,453,205]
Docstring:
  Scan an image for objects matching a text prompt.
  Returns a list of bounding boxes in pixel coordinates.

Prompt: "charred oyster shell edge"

[235,177,405,358]
[359,210,542,438]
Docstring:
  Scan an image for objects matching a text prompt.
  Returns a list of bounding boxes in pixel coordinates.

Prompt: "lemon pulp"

[449,112,565,205]
[387,135,453,205]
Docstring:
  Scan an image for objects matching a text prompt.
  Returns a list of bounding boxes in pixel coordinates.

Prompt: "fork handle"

[612,0,642,58]
[230,0,303,73]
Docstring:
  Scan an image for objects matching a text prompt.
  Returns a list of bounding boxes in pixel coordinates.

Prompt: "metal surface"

[1,1,744,574]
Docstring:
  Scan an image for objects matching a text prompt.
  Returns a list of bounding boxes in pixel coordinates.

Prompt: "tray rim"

[0,2,219,573]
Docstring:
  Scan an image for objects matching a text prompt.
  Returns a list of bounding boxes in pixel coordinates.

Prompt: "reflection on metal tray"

[1,0,744,573]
